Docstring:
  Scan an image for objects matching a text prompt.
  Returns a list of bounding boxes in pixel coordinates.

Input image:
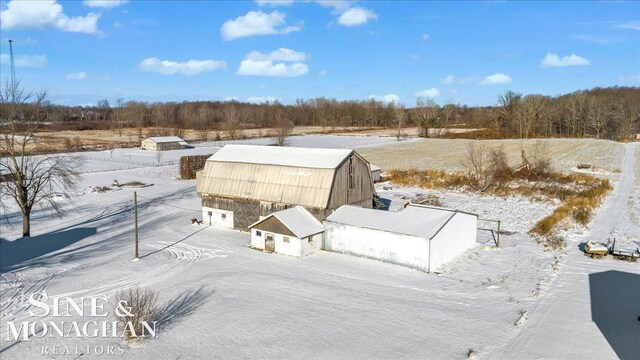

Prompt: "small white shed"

[370,164,382,182]
[324,204,477,272]
[141,136,189,151]
[249,206,324,257]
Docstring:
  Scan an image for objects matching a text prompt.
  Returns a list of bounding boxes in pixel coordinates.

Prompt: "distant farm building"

[323,204,477,272]
[249,206,324,257]
[141,136,189,151]
[370,164,382,182]
[196,145,375,230]
[636,133,640,141]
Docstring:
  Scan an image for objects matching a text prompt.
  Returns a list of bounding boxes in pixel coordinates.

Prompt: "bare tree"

[393,104,406,141]
[222,104,240,140]
[462,141,490,191]
[115,286,159,341]
[272,107,294,146]
[415,97,439,137]
[495,90,522,134]
[0,80,83,237]
[440,102,457,136]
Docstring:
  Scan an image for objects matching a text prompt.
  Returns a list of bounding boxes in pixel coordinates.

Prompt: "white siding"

[250,229,265,250]
[323,222,431,271]
[429,213,477,271]
[250,229,322,257]
[300,233,323,256]
[274,233,302,257]
[141,139,156,151]
[202,206,234,229]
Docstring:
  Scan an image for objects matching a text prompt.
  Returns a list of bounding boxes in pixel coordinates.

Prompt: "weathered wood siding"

[202,196,327,230]
[327,152,375,210]
[252,216,296,237]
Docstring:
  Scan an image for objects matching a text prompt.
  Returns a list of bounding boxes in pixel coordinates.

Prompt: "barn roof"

[325,204,475,239]
[249,206,324,239]
[207,144,353,169]
[145,136,185,143]
[197,145,364,208]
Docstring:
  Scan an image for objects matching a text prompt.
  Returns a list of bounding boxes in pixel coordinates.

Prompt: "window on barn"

[283,236,290,243]
[256,230,262,237]
[208,211,212,216]
[221,213,226,219]
[348,156,354,190]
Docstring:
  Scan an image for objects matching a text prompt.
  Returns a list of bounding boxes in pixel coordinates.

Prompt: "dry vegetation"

[115,286,160,342]
[386,143,613,248]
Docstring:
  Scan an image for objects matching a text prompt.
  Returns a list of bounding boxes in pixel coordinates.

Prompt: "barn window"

[256,230,262,237]
[283,236,290,243]
[207,211,212,216]
[348,156,354,190]
[221,213,226,219]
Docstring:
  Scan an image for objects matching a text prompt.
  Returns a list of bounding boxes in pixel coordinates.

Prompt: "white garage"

[249,206,324,257]
[323,204,477,272]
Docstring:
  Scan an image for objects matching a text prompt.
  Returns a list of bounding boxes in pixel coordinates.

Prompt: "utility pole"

[134,191,139,260]
[8,39,16,102]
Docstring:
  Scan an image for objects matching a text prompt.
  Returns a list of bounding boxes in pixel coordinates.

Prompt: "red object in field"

[191,218,198,224]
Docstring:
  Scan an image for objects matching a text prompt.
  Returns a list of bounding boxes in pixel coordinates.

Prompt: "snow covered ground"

[0,136,637,359]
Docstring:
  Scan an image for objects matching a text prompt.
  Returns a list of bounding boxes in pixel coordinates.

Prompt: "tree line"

[1,86,638,141]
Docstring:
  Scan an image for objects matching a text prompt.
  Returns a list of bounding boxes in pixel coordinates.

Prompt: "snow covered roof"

[207,144,353,169]
[370,164,381,172]
[249,206,324,239]
[145,136,186,143]
[326,204,475,239]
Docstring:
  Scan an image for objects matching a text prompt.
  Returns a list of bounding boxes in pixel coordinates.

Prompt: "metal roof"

[249,206,324,239]
[145,136,185,143]
[325,204,473,239]
[207,144,353,169]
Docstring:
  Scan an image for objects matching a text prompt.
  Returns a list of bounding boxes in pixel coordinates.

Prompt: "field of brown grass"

[358,138,625,173]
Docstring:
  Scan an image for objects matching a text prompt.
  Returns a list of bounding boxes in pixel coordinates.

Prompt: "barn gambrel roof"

[196,145,367,209]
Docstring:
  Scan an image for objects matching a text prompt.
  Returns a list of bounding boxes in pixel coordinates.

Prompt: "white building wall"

[429,213,477,271]
[300,232,323,256]
[273,233,302,257]
[323,222,430,271]
[250,228,265,250]
[202,206,234,229]
[141,139,156,151]
[371,170,381,182]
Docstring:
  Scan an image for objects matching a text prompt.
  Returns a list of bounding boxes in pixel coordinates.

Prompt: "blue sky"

[0,0,639,106]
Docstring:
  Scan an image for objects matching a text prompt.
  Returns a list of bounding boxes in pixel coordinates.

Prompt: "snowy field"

[359,138,625,173]
[0,135,638,359]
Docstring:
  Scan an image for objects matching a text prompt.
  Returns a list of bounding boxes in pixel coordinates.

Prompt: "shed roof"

[370,164,382,172]
[325,204,474,239]
[207,144,352,169]
[145,136,185,143]
[249,206,324,239]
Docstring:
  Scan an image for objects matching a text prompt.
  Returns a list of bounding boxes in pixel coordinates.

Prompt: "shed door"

[265,234,275,253]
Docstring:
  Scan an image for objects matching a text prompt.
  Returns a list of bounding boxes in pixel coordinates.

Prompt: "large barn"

[196,144,375,230]
[323,204,477,272]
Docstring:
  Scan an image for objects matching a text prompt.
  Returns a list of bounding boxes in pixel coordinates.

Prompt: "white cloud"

[441,75,454,85]
[540,53,590,68]
[441,74,477,85]
[66,71,87,80]
[247,96,279,104]
[83,0,128,8]
[221,11,300,40]
[0,0,100,34]
[338,7,377,26]
[369,94,400,104]
[619,75,640,83]
[237,49,308,77]
[421,34,430,41]
[139,58,227,75]
[415,88,440,98]
[480,73,512,85]
[247,48,307,62]
[0,54,48,67]
[256,0,294,6]
[223,96,240,102]
[614,21,640,31]
[316,0,352,12]
[318,70,327,77]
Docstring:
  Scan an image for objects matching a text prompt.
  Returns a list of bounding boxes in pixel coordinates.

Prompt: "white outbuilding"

[249,206,325,257]
[370,164,382,182]
[323,204,477,272]
[141,136,190,151]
